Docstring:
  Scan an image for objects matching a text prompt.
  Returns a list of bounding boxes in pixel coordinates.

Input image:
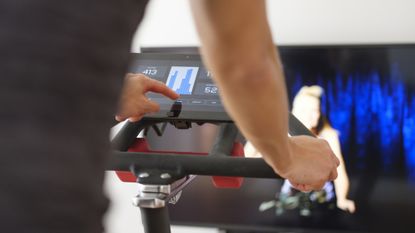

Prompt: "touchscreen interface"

[128,53,231,121]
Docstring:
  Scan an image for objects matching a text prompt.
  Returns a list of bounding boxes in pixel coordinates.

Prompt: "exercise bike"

[107,113,314,233]
[106,53,317,233]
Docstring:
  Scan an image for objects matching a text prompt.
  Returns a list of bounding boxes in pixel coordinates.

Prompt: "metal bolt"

[138,172,149,178]
[160,173,171,179]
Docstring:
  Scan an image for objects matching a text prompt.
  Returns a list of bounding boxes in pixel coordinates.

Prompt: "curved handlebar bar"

[108,113,314,179]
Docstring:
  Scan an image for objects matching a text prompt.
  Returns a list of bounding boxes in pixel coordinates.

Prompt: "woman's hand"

[337,198,356,213]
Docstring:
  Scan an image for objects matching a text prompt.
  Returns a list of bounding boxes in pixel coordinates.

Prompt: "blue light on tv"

[289,63,415,179]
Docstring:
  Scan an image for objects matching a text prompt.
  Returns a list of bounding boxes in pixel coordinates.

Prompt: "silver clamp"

[133,184,171,208]
[132,175,197,209]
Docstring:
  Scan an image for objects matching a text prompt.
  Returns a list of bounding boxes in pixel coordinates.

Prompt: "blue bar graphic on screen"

[166,66,199,95]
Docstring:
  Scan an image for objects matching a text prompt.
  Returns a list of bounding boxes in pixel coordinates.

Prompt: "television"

[140,45,415,233]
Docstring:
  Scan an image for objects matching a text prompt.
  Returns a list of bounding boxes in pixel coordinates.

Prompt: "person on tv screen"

[246,85,355,214]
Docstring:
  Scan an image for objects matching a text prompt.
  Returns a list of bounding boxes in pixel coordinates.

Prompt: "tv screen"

[141,45,415,233]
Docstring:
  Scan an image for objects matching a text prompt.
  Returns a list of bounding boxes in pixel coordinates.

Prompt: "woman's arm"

[322,129,356,213]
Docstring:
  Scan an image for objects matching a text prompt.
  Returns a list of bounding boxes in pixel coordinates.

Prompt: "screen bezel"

[129,53,232,122]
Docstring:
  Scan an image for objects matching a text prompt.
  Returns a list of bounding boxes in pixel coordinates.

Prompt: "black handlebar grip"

[111,120,148,151]
[209,123,238,157]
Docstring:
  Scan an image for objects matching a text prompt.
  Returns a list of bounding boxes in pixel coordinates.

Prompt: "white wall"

[133,0,415,51]
[106,1,415,232]
[265,0,415,45]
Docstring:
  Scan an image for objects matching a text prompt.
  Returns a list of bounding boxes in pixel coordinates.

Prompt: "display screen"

[142,45,415,233]
[128,53,230,122]
[277,44,415,233]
